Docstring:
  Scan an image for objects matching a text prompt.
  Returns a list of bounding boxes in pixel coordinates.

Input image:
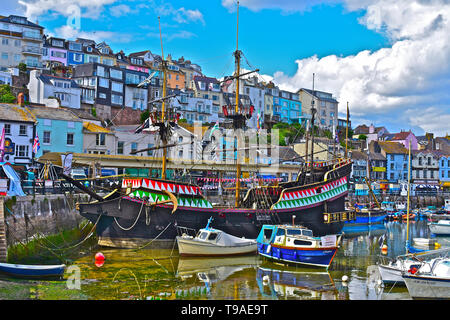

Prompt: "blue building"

[378,141,410,182]
[28,105,83,158]
[439,155,450,190]
[277,90,302,124]
[67,40,85,66]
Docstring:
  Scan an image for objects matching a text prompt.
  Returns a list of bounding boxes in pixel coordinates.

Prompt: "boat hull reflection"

[256,262,340,300]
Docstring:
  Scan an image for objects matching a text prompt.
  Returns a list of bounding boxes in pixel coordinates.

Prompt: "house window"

[15,145,28,157]
[99,78,109,88]
[96,133,105,146]
[67,121,75,129]
[14,39,21,47]
[67,133,74,145]
[1,53,8,60]
[43,131,51,144]
[99,93,107,99]
[131,142,137,153]
[73,53,83,62]
[111,94,123,105]
[69,42,82,51]
[44,119,52,126]
[147,144,153,156]
[117,141,124,154]
[110,69,123,80]
[51,39,64,47]
[51,51,66,58]
[19,125,27,136]
[88,55,98,63]
[4,124,10,135]
[111,81,123,93]
[2,38,8,45]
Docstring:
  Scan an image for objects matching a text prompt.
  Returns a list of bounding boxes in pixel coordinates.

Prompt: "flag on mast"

[0,127,5,162]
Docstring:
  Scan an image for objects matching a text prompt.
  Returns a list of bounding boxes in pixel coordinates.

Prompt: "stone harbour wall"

[3,193,90,246]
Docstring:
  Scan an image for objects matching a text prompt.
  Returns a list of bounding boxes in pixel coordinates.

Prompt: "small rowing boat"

[0,262,66,279]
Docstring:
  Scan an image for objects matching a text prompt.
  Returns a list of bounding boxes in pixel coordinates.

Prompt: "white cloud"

[221,0,340,13]
[254,0,450,136]
[18,0,118,20]
[55,25,132,43]
[153,2,205,25]
[146,29,197,42]
[174,8,205,25]
[109,4,132,18]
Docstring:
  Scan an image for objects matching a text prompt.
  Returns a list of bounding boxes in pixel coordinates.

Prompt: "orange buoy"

[381,245,388,254]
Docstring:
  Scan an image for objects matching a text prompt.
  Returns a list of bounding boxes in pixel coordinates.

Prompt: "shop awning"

[2,163,25,196]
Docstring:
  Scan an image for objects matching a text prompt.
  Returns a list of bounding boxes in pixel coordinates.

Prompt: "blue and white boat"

[0,262,66,279]
[256,224,342,269]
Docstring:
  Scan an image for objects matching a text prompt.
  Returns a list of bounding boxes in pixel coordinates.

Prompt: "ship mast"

[234,0,241,207]
[159,16,168,180]
[345,102,349,159]
[309,73,317,181]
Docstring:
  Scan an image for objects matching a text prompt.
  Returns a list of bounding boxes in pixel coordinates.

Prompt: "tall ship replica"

[69,3,354,248]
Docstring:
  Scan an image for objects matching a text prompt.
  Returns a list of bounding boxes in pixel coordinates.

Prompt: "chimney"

[17,92,25,107]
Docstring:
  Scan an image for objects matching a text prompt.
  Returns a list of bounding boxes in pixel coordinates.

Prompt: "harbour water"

[1,218,449,300]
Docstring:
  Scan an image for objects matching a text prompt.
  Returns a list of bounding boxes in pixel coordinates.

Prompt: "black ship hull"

[77,160,353,248]
[79,187,349,248]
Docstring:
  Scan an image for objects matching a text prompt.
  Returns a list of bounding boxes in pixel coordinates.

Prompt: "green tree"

[323,129,333,139]
[0,84,16,103]
[18,63,27,72]
[272,122,305,146]
[140,110,150,123]
[358,134,368,141]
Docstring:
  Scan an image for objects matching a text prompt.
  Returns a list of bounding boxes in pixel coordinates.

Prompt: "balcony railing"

[25,61,44,68]
[22,46,42,55]
[22,31,43,41]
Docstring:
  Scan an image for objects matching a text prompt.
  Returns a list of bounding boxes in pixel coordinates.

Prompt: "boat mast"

[309,73,317,180]
[345,102,349,159]
[159,16,168,180]
[406,139,411,253]
[234,0,241,207]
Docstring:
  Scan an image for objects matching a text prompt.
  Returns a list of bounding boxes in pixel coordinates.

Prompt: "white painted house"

[28,69,81,109]
[0,103,35,165]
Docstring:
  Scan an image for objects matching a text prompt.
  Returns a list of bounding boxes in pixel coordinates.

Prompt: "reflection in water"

[256,262,343,300]
[63,220,449,300]
[176,255,260,297]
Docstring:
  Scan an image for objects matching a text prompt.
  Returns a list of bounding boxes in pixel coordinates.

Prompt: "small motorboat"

[378,247,450,285]
[429,220,450,235]
[176,217,257,257]
[256,222,342,269]
[377,256,423,285]
[403,257,450,299]
[0,262,66,279]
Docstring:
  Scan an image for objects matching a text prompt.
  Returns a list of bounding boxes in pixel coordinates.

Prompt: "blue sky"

[4,0,450,136]
[27,1,389,77]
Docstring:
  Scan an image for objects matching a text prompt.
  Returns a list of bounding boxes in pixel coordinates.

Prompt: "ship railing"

[323,210,356,224]
[176,225,198,238]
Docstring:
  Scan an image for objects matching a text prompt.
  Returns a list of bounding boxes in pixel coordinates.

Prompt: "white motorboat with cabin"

[429,220,450,235]
[402,257,450,299]
[176,217,257,257]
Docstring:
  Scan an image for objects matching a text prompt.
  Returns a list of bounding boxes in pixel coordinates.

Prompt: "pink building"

[390,131,418,150]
